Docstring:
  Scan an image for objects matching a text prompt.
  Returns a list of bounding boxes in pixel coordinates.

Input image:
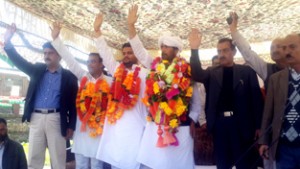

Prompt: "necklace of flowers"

[142,57,193,147]
[76,76,110,138]
[107,63,141,124]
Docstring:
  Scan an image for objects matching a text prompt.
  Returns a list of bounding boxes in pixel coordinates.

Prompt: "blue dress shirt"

[34,67,62,109]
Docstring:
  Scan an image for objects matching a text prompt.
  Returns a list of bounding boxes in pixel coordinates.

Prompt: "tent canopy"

[6,0,300,50]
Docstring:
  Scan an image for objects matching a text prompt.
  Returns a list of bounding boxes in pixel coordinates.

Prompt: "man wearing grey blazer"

[260,34,300,169]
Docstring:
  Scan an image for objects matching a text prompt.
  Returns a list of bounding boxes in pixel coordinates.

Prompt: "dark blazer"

[4,44,78,136]
[2,138,27,169]
[260,68,289,160]
[190,50,263,140]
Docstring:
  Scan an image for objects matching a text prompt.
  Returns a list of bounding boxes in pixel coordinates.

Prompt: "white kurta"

[94,36,148,169]
[197,83,207,126]
[129,35,201,169]
[52,38,112,158]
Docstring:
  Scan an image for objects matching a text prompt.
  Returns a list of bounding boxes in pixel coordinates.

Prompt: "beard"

[0,134,8,142]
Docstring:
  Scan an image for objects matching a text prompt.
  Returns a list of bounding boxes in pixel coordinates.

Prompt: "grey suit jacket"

[260,68,289,160]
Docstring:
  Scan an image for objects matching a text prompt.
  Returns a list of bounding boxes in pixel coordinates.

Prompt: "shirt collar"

[289,67,300,81]
[87,73,104,82]
[127,64,141,71]
[46,65,62,74]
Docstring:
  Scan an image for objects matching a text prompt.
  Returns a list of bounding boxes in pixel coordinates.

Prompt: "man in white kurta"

[93,14,147,169]
[51,23,112,169]
[127,5,201,169]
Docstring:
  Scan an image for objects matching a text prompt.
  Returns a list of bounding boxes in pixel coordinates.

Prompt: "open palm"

[128,5,138,25]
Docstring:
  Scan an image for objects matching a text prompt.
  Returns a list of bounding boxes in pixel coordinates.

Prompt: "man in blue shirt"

[3,23,78,169]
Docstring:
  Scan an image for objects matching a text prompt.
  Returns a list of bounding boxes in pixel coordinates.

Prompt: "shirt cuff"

[93,36,105,43]
[4,41,14,50]
[128,34,140,44]
[189,111,200,123]
[231,30,240,38]
[191,49,199,57]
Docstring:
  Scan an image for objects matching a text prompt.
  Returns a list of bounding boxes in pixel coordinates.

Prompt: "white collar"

[87,73,104,83]
[289,68,300,81]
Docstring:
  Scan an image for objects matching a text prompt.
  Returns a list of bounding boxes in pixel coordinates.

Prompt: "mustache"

[219,56,226,60]
[45,57,51,61]
[162,52,168,57]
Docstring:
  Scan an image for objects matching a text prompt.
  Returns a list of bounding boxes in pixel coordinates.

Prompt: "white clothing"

[137,122,194,169]
[52,38,112,159]
[129,35,201,169]
[136,85,201,169]
[158,31,183,52]
[94,36,148,169]
[129,35,201,121]
[75,153,104,169]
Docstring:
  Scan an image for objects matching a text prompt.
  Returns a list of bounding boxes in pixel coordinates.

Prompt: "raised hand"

[229,12,238,33]
[127,4,138,26]
[188,28,202,49]
[94,13,104,32]
[51,22,61,40]
[4,23,17,43]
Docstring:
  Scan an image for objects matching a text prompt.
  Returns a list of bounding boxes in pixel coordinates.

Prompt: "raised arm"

[93,13,118,74]
[189,28,210,83]
[51,22,86,79]
[3,23,35,76]
[229,12,268,81]
[128,5,153,69]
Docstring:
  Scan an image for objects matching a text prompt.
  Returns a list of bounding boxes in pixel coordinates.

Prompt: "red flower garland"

[106,64,141,124]
[76,76,110,137]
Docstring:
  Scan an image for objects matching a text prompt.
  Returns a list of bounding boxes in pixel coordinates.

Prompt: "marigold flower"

[169,119,178,128]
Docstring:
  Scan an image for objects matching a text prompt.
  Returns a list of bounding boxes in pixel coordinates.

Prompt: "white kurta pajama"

[129,35,201,169]
[52,38,112,167]
[94,36,148,169]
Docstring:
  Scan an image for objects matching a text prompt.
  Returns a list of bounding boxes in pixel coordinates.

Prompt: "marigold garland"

[76,76,110,138]
[107,64,141,124]
[143,57,193,147]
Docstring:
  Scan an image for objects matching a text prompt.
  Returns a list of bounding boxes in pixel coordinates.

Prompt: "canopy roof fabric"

[6,0,300,50]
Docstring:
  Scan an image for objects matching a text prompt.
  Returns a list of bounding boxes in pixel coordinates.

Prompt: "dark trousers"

[213,116,258,169]
[276,144,300,169]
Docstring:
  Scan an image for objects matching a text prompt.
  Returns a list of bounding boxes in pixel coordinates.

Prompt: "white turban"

[158,31,183,56]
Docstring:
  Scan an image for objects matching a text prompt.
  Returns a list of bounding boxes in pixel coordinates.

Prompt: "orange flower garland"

[143,57,193,147]
[107,64,141,124]
[76,76,110,137]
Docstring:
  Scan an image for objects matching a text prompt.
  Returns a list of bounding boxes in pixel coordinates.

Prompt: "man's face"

[161,44,178,61]
[0,123,8,142]
[122,47,138,67]
[44,48,61,67]
[270,38,286,61]
[87,55,103,76]
[283,34,300,67]
[217,41,235,67]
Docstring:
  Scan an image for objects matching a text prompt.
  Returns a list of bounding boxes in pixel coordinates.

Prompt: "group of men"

[1,4,300,169]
